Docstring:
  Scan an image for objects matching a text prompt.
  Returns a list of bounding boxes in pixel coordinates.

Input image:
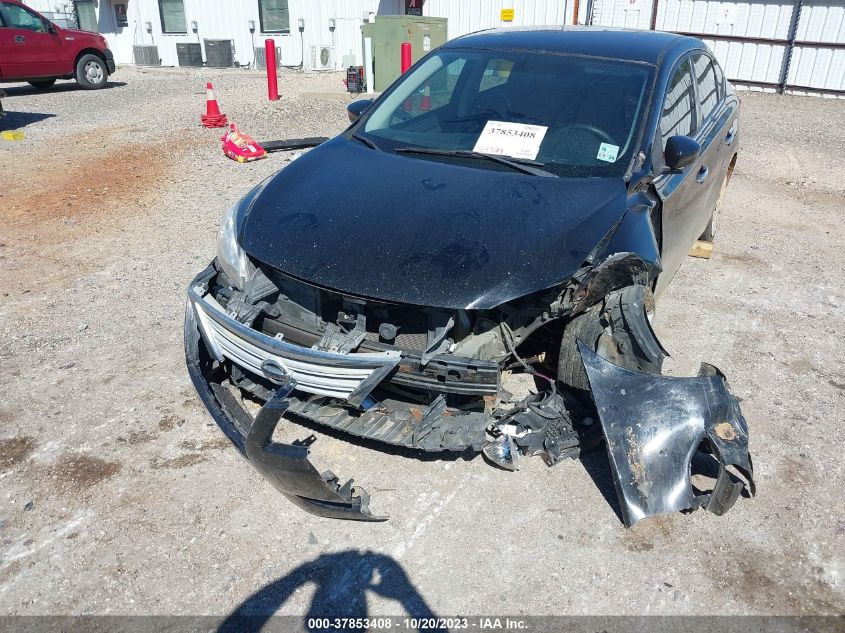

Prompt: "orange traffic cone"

[419,83,432,111]
[201,82,228,128]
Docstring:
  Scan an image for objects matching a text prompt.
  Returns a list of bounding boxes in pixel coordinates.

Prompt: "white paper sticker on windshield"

[596,143,619,163]
[473,121,548,161]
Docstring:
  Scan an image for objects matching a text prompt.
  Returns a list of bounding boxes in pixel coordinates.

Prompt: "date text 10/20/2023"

[305,617,529,630]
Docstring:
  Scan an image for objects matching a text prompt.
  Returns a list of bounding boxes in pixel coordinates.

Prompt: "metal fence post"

[778,0,804,94]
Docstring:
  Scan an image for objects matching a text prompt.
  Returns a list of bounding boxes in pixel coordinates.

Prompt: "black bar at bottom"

[260,137,329,152]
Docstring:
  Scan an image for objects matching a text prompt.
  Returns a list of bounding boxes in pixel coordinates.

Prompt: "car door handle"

[725,121,738,145]
[696,166,709,183]
[15,35,26,43]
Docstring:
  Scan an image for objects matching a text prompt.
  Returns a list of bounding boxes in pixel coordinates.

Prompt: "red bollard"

[400,42,412,74]
[266,39,279,101]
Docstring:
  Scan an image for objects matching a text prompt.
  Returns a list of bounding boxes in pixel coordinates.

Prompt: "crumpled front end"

[185,257,754,526]
[184,260,505,520]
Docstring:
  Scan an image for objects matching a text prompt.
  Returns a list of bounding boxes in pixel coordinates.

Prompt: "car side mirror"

[347,99,373,124]
[664,135,701,172]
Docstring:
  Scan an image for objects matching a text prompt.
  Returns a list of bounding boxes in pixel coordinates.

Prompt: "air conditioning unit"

[133,45,160,66]
[254,46,280,70]
[204,39,235,68]
[310,45,335,71]
[176,42,203,67]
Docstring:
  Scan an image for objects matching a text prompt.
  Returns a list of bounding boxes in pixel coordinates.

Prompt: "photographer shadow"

[218,550,444,632]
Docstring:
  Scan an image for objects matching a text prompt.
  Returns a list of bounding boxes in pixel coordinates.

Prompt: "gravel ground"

[0,67,843,618]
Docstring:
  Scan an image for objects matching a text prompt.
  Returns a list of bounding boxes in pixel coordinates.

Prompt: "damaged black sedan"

[185,27,753,526]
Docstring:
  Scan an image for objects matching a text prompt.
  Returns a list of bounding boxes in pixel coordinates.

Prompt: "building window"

[75,0,97,32]
[158,0,186,34]
[114,3,128,28]
[258,0,289,33]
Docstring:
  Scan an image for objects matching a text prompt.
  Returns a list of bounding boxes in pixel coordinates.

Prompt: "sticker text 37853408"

[473,121,548,161]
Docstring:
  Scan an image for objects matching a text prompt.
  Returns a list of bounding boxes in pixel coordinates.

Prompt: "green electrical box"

[361,16,448,93]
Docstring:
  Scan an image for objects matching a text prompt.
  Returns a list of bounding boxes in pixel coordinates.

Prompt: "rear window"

[693,54,719,123]
[660,58,695,145]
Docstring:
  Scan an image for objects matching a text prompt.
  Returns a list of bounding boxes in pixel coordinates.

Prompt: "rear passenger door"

[0,6,10,78]
[693,53,738,207]
[689,52,730,230]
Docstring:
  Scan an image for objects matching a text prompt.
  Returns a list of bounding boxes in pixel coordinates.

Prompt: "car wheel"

[75,54,108,90]
[28,79,56,90]
[557,285,665,394]
[700,171,730,243]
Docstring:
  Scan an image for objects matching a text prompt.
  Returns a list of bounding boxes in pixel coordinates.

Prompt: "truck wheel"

[28,79,56,90]
[558,285,665,394]
[75,54,108,90]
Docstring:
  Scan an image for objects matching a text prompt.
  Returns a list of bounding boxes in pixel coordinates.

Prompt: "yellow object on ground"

[1,130,25,141]
[689,240,714,259]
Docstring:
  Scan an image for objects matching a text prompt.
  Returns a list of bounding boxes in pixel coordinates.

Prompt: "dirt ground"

[0,67,843,618]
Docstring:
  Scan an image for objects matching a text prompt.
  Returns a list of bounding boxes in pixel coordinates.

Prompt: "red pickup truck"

[0,0,115,90]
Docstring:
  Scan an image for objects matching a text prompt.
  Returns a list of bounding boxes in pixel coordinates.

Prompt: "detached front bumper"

[185,276,388,521]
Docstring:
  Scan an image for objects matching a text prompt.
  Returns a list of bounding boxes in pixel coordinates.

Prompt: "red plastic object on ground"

[221,124,267,163]
[419,83,432,110]
[201,82,228,128]
[400,42,412,74]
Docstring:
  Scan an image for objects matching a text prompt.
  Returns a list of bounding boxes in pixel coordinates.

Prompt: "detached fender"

[579,342,754,527]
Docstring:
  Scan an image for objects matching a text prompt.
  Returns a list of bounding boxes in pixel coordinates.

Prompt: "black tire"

[557,303,605,392]
[558,285,665,393]
[700,171,730,243]
[75,54,108,89]
[28,79,56,90]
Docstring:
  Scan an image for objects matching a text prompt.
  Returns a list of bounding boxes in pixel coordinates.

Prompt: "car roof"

[444,26,702,65]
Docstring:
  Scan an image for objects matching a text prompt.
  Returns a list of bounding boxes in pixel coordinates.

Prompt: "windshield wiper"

[394,147,556,177]
[352,132,379,151]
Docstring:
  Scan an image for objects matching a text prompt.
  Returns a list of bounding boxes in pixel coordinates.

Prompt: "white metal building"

[590,0,845,95]
[18,1,588,70]
[21,0,845,95]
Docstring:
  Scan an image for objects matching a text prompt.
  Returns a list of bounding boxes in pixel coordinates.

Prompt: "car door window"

[2,3,47,32]
[713,60,725,99]
[693,54,719,124]
[660,58,695,147]
[386,57,467,125]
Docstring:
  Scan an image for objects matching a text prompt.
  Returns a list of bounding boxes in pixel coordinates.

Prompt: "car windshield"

[360,49,654,178]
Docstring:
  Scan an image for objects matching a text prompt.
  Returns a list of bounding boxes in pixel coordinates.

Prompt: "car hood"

[240,137,629,309]
[60,27,103,41]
